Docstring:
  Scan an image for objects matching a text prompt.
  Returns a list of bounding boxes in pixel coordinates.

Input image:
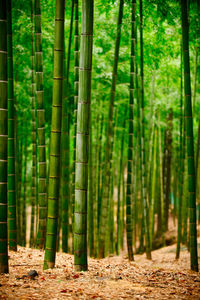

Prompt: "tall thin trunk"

[176,46,184,259]
[88,117,94,257]
[99,0,124,258]
[22,136,28,247]
[71,0,79,250]
[158,111,165,245]
[35,0,47,249]
[126,0,136,262]
[116,114,126,255]
[30,0,37,248]
[0,0,9,274]
[107,109,117,255]
[7,0,17,251]
[61,0,74,253]
[74,0,93,272]
[44,0,65,270]
[181,0,198,272]
[150,126,157,250]
[165,109,173,231]
[140,0,151,260]
[192,47,198,116]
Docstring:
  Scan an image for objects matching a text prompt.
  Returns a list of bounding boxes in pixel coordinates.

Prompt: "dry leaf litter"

[0,240,200,300]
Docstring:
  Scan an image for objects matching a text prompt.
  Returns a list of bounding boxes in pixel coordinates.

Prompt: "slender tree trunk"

[44,0,65,270]
[99,0,124,258]
[126,0,136,262]
[0,0,9,274]
[88,114,94,257]
[74,0,93,271]
[158,111,165,245]
[165,109,173,231]
[181,0,198,272]
[22,136,28,247]
[176,46,184,259]
[140,0,151,260]
[192,47,198,116]
[35,0,47,249]
[61,0,74,253]
[71,0,79,251]
[30,0,37,248]
[116,114,126,255]
[7,0,17,251]
[150,126,157,250]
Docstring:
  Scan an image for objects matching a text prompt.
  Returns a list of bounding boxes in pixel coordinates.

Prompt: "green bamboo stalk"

[158,111,165,245]
[93,114,100,257]
[30,0,37,248]
[96,113,104,255]
[61,0,74,253]
[35,0,47,249]
[22,136,28,247]
[176,46,184,259]
[99,0,124,258]
[192,47,198,116]
[140,0,151,260]
[181,0,198,272]
[0,0,9,273]
[88,116,94,257]
[121,159,126,250]
[150,126,157,250]
[74,0,93,271]
[61,47,69,253]
[71,0,79,248]
[116,114,126,255]
[182,120,188,246]
[107,109,117,255]
[97,114,104,232]
[16,138,22,244]
[165,109,173,231]
[7,0,17,251]
[126,0,136,262]
[19,136,27,247]
[44,0,65,270]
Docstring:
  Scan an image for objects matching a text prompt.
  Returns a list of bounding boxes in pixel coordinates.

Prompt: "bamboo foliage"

[0,0,9,273]
[44,0,65,270]
[35,0,47,248]
[7,0,17,251]
[74,0,94,271]
[181,0,198,272]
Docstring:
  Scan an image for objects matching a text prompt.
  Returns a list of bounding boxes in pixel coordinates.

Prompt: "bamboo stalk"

[0,0,9,274]
[44,0,65,270]
[99,0,124,258]
[181,0,198,272]
[74,0,93,271]
[35,0,47,249]
[7,0,17,251]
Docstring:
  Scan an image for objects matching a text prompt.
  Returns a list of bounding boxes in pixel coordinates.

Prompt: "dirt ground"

[0,241,200,300]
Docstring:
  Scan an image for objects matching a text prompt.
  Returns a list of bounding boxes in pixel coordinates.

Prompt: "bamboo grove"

[0,0,199,274]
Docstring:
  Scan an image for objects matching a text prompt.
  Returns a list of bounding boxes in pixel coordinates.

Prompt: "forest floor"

[0,240,200,300]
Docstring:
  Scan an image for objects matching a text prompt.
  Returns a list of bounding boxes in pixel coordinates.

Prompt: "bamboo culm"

[0,0,9,274]
[44,0,65,270]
